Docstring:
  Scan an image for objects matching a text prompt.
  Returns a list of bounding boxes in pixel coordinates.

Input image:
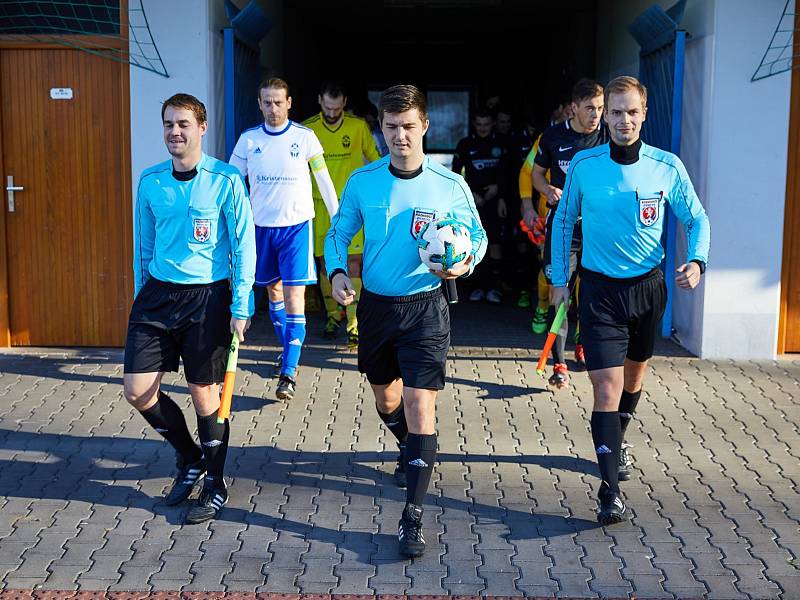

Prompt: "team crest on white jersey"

[290,142,300,158]
[639,196,660,226]
[411,208,436,238]
[193,219,211,242]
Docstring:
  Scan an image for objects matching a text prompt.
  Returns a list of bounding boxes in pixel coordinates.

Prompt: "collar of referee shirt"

[172,165,198,181]
[609,138,642,165]
[389,163,423,179]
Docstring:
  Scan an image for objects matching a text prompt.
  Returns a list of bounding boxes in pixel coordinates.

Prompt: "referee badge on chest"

[411,208,436,238]
[193,219,211,242]
[637,191,663,227]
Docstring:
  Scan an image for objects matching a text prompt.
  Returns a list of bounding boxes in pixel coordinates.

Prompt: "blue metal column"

[661,30,687,338]
[223,27,235,161]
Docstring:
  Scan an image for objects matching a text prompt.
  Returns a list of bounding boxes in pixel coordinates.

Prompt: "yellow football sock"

[319,275,341,320]
[537,270,549,311]
[346,277,362,332]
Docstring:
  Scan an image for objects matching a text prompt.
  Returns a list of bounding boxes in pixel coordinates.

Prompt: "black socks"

[619,389,642,436]
[591,411,621,498]
[377,401,409,443]
[405,433,437,506]
[196,412,230,485]
[140,391,201,462]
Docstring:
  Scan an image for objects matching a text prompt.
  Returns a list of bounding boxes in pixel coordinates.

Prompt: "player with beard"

[304,82,381,347]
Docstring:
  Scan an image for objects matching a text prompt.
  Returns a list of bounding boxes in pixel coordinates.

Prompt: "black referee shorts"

[123,278,232,385]
[578,267,667,371]
[356,287,450,390]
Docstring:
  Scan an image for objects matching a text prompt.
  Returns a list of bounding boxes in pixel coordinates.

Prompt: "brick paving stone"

[1,332,800,598]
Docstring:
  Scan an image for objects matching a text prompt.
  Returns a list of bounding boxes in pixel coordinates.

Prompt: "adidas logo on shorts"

[596,445,612,454]
[202,439,223,447]
[408,458,429,468]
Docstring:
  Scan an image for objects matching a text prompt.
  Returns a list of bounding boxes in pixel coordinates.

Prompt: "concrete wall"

[596,0,792,358]
[129,0,226,190]
[697,0,791,358]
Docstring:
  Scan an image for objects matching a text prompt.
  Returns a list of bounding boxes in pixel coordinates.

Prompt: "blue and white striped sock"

[269,300,287,347]
[283,314,306,378]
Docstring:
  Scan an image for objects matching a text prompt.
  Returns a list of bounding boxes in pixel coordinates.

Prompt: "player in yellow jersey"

[304,82,381,347]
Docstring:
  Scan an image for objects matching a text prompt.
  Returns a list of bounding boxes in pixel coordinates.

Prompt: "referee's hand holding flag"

[550,286,570,314]
[230,317,250,342]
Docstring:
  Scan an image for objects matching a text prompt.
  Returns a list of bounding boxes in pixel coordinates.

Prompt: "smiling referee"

[550,76,710,525]
[124,93,256,524]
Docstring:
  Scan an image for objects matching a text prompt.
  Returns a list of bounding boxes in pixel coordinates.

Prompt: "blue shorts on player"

[255,220,317,287]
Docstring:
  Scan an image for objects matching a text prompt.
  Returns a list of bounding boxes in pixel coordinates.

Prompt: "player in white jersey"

[230,77,338,401]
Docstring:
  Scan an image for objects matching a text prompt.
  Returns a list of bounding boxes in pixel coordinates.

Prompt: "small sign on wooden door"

[49,87,73,100]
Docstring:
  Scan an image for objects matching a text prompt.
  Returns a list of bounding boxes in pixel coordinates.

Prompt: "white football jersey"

[230,121,324,227]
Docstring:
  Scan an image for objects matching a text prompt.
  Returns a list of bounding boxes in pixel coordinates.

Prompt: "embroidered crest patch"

[411,208,436,238]
[639,197,659,227]
[193,219,211,242]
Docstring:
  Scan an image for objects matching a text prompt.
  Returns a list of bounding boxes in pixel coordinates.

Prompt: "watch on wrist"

[328,268,346,284]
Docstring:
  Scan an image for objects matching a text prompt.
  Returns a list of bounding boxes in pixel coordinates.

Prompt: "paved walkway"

[0,302,797,598]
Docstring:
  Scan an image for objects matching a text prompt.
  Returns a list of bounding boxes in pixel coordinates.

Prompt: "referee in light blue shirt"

[550,76,710,526]
[325,85,486,558]
[124,94,256,525]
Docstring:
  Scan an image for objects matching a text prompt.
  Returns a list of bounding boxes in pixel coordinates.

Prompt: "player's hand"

[675,262,702,289]
[332,272,357,305]
[550,286,570,311]
[545,186,562,207]
[230,317,250,342]
[521,198,537,229]
[483,184,499,201]
[497,197,507,218]
[473,191,485,208]
[430,255,473,280]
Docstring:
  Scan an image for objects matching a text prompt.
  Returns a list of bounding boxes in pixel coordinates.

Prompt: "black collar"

[389,163,423,179]
[172,166,198,181]
[609,138,642,165]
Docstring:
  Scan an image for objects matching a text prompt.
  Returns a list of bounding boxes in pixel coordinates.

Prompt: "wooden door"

[779,8,800,353]
[0,48,132,346]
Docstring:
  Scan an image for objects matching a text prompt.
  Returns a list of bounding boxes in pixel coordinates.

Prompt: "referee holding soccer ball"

[324,84,486,557]
[550,76,710,526]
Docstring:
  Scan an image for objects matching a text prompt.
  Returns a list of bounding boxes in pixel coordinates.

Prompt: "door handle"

[6,175,23,213]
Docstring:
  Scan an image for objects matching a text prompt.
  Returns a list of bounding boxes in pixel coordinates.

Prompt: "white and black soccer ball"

[417,217,472,272]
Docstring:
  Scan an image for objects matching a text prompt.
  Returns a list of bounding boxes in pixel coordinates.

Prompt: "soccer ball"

[417,217,472,272]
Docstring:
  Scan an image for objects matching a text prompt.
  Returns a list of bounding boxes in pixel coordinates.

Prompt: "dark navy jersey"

[534,120,609,190]
[503,129,535,167]
[451,132,508,193]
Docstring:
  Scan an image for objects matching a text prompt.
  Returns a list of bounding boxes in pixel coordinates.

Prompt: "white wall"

[697,0,791,358]
[129,0,226,190]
